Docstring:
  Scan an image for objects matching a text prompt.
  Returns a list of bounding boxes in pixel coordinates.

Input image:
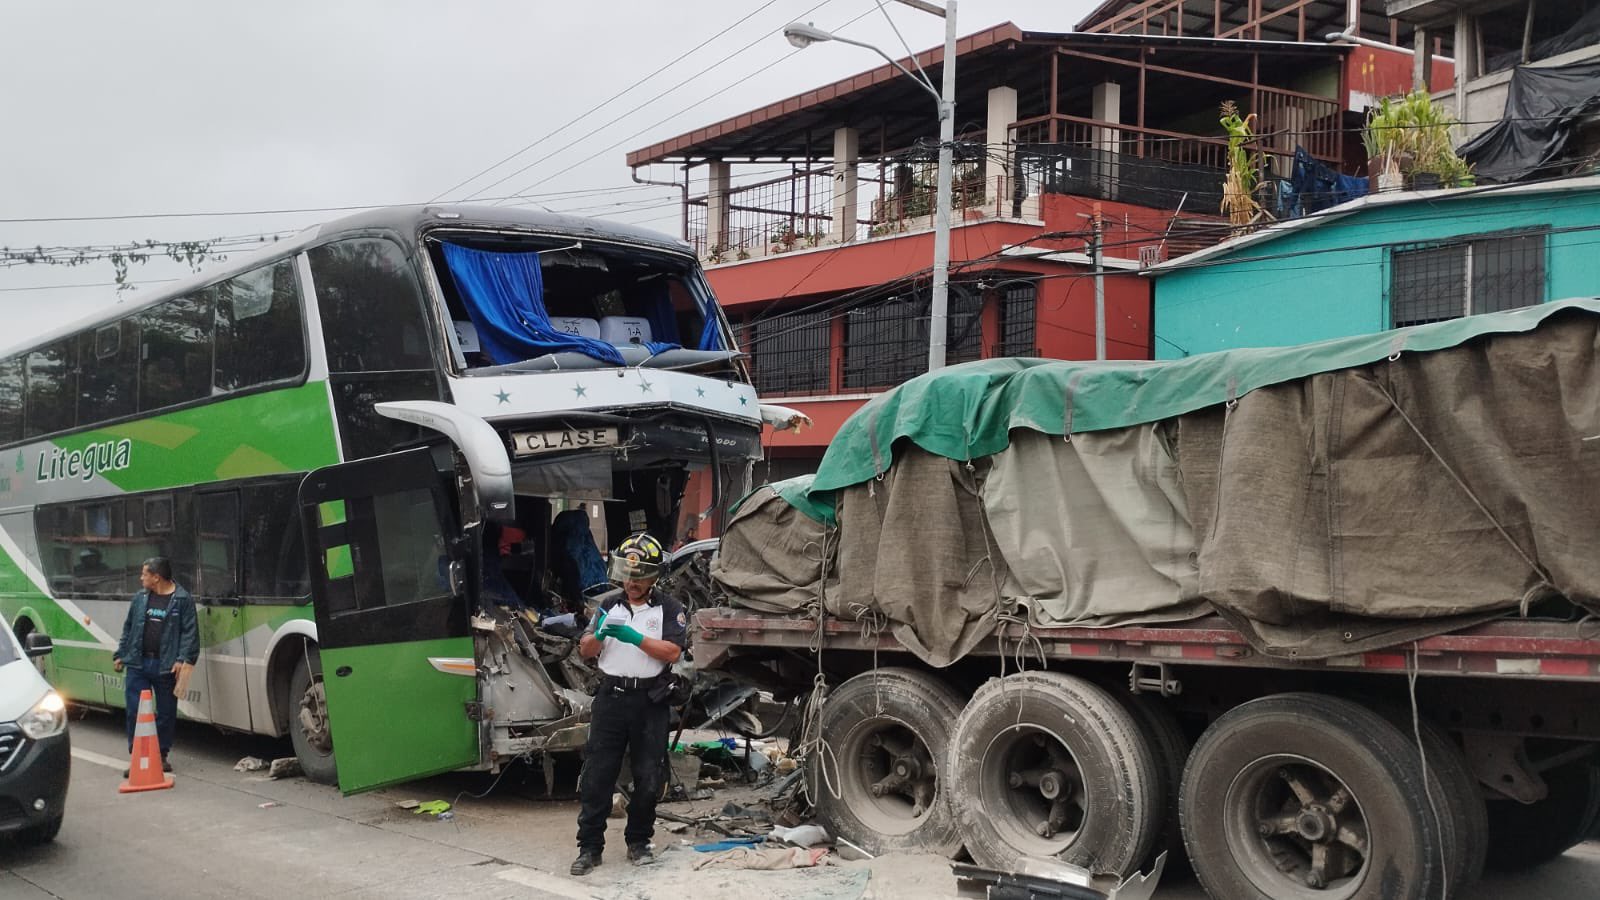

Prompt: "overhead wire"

[427,0,791,203]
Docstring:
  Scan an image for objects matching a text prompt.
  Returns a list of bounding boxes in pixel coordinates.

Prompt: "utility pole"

[923,0,958,372]
[1092,202,1106,361]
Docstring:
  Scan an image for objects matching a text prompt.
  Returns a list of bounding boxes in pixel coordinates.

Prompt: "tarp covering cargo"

[711,300,1600,663]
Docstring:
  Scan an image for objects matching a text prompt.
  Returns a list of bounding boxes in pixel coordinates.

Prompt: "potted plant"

[705,243,728,264]
[1363,91,1471,191]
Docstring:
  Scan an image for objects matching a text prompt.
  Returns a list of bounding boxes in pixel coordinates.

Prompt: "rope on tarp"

[1372,374,1558,615]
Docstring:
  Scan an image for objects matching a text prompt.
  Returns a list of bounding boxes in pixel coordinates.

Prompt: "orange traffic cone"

[119,689,173,793]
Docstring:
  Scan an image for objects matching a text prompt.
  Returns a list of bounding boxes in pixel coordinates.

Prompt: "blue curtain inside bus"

[640,279,681,347]
[441,243,627,365]
[642,275,728,352]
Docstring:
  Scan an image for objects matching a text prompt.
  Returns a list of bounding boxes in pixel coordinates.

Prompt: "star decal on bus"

[695,387,706,397]
[494,389,511,405]
[572,384,588,398]
[639,379,654,394]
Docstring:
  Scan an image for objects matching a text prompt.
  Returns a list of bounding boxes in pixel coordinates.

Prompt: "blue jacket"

[114,585,200,672]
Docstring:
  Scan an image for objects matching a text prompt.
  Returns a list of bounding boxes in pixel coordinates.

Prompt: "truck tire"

[288,652,338,786]
[1371,708,1487,896]
[1414,723,1487,894]
[1118,691,1191,874]
[812,668,966,858]
[1179,693,1446,900]
[1485,757,1600,871]
[947,671,1160,876]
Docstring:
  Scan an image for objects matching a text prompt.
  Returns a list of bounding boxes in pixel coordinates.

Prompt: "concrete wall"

[1152,188,1600,359]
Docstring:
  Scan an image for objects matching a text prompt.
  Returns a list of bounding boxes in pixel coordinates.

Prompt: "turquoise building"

[1149,178,1600,358]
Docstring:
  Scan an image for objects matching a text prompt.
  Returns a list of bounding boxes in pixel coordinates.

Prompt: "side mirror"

[24,633,53,658]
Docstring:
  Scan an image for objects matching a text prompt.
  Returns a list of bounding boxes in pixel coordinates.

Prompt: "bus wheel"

[947,671,1160,877]
[288,652,338,785]
[1180,693,1446,900]
[813,668,966,858]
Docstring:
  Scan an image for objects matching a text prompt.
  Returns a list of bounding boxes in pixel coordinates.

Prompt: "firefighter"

[570,532,687,875]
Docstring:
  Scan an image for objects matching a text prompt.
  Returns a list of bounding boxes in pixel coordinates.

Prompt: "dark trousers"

[575,686,671,852]
[124,656,178,756]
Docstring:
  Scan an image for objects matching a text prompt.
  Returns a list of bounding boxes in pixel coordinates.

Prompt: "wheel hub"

[1242,763,1369,893]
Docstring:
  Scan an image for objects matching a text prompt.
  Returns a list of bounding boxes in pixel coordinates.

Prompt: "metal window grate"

[998,284,1038,357]
[748,309,831,396]
[1390,230,1546,328]
[842,289,982,389]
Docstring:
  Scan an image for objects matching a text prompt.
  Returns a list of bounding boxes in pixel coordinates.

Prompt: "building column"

[1453,11,1475,125]
[1091,82,1122,201]
[831,127,860,243]
[1413,26,1432,92]
[985,86,1018,214]
[706,160,731,254]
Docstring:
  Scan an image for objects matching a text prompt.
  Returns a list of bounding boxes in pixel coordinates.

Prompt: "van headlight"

[18,691,66,740]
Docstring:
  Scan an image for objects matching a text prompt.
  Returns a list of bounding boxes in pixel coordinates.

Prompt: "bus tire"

[287,651,337,786]
[812,668,966,858]
[1179,693,1446,900]
[948,671,1160,876]
[1485,756,1600,871]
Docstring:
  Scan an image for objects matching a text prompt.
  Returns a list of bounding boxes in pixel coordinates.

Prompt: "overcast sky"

[0,1,1095,346]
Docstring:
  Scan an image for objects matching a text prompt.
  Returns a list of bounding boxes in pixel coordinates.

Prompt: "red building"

[628,15,1437,518]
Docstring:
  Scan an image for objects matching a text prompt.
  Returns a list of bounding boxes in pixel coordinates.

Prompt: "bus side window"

[195,491,241,601]
[0,357,24,445]
[78,321,138,425]
[24,340,77,439]
[137,294,213,412]
[242,480,310,603]
[213,259,307,392]
[308,237,442,460]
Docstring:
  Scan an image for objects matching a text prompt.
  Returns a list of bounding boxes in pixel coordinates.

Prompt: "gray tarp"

[713,310,1600,662]
[986,428,1209,628]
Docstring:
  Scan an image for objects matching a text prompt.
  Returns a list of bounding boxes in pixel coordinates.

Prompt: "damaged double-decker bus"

[1,205,782,794]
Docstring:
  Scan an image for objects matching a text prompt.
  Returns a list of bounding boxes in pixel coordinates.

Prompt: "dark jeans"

[124,656,177,756]
[575,686,671,853]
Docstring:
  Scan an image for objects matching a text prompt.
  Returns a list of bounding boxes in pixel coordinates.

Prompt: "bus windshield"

[423,231,732,375]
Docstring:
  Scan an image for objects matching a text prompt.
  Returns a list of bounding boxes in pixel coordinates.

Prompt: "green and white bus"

[0,205,770,793]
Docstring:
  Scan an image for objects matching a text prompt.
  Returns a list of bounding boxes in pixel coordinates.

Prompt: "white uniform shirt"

[593,591,688,678]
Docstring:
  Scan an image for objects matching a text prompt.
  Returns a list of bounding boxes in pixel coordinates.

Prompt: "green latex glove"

[590,607,608,636]
[599,622,646,646]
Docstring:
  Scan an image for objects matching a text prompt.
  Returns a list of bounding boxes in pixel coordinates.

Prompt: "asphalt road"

[6,711,1600,899]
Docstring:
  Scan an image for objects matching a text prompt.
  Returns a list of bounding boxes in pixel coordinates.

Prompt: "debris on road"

[267,757,302,779]
[768,823,829,848]
[394,799,420,810]
[257,801,280,809]
[692,846,831,871]
[233,756,269,772]
[413,800,452,816]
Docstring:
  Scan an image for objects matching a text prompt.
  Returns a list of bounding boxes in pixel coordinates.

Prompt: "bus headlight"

[18,691,66,740]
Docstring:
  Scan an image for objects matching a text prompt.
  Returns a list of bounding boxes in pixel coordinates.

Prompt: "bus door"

[194,489,251,732]
[297,446,480,795]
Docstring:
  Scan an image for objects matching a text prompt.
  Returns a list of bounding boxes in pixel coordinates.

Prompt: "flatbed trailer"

[692,606,1600,899]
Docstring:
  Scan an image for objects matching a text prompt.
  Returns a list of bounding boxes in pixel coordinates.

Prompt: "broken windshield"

[424,230,733,373]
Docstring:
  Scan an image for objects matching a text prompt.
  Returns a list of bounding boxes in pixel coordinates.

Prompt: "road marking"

[71,747,128,770]
[494,866,603,899]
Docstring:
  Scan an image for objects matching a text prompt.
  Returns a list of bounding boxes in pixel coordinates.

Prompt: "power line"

[428,0,791,203]
[496,4,879,206]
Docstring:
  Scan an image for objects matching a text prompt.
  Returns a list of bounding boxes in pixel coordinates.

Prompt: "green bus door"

[298,447,481,795]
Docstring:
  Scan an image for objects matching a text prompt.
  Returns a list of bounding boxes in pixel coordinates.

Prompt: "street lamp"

[783,1,958,371]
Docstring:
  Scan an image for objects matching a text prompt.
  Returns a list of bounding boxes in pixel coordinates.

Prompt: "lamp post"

[784,1,957,372]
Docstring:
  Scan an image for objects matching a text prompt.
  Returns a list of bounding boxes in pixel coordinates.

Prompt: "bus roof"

[7,204,692,356]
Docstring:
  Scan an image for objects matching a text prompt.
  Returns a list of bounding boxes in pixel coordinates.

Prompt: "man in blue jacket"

[112,557,198,773]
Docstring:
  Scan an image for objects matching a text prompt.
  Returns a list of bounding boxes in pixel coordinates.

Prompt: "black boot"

[627,844,656,866]
[570,849,602,876]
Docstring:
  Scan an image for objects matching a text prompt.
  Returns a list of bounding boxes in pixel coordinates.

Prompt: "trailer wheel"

[1180,693,1446,900]
[1485,756,1600,871]
[1118,692,1192,873]
[813,668,965,858]
[947,671,1160,876]
[1415,723,1487,893]
[288,650,338,786]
